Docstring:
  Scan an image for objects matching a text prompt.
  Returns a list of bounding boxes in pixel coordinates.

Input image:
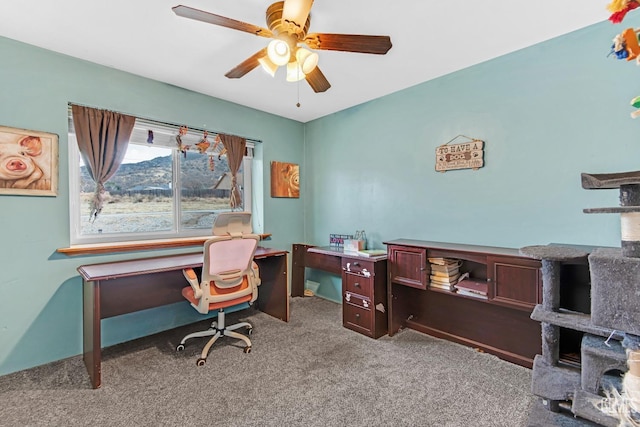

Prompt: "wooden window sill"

[57,234,272,256]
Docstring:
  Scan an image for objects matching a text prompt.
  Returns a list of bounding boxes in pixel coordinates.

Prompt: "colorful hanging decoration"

[172,126,229,170]
[176,125,190,158]
[610,31,629,59]
[195,130,211,154]
[608,0,640,23]
[609,28,640,60]
[606,1,640,118]
[630,96,640,118]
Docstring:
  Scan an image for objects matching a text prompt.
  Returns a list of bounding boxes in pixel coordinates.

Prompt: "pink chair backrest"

[206,237,257,277]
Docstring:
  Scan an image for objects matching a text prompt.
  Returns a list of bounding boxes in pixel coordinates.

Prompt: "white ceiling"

[0,1,606,123]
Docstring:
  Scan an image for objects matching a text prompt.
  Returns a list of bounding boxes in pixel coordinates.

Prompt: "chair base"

[176,309,253,365]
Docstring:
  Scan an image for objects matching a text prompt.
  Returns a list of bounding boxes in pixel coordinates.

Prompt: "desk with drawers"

[292,244,388,338]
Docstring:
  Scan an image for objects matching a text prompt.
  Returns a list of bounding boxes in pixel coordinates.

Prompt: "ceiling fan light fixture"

[286,61,306,82]
[267,39,290,66]
[258,56,279,77]
[282,0,314,32]
[295,47,319,74]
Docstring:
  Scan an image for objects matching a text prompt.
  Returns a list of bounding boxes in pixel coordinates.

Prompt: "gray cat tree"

[520,171,640,426]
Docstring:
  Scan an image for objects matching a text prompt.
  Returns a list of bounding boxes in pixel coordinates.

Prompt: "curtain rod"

[67,102,262,144]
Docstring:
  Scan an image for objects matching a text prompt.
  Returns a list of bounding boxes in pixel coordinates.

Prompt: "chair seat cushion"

[182,277,253,310]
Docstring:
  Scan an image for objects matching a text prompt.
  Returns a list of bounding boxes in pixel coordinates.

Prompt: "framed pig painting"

[0,125,59,196]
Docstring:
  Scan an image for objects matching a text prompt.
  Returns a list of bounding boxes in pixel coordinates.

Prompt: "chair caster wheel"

[244,346,252,354]
[176,344,185,352]
[247,328,253,336]
[196,358,206,366]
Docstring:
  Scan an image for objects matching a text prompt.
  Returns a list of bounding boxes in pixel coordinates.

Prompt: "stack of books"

[428,257,461,291]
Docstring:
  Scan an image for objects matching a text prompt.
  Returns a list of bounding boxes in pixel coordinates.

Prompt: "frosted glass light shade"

[295,48,318,74]
[286,61,305,82]
[258,56,278,77]
[267,39,290,66]
[282,0,313,29]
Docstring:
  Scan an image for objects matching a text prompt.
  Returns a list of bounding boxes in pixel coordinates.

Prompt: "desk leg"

[291,244,311,297]
[255,254,290,322]
[83,279,101,389]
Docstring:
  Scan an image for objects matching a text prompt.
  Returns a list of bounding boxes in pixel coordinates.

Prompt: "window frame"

[68,113,254,246]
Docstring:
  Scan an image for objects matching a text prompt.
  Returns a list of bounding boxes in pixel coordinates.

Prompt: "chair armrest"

[183,268,202,299]
[250,261,261,286]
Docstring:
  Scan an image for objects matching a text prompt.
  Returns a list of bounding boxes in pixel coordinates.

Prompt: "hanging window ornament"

[176,125,190,158]
[147,130,154,144]
[195,130,211,154]
[209,155,215,171]
[211,134,227,159]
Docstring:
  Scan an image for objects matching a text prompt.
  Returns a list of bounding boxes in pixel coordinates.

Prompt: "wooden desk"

[292,244,388,338]
[78,247,288,389]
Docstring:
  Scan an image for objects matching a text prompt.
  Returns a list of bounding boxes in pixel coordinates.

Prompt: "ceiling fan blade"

[225,48,268,79]
[281,0,314,29]
[304,33,392,55]
[172,5,273,38]
[305,67,331,93]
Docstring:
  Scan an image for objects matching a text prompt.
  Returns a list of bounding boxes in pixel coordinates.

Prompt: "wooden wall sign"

[435,137,484,172]
[271,161,300,198]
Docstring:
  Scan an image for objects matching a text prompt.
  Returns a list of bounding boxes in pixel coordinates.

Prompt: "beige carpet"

[0,297,542,426]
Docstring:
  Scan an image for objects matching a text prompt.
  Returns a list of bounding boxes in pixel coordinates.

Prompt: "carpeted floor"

[0,297,590,426]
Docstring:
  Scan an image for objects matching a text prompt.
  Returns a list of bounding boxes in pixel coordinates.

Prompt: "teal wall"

[1,18,637,374]
[304,21,637,300]
[0,36,305,376]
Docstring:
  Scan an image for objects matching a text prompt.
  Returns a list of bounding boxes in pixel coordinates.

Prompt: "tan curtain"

[219,134,246,209]
[71,105,135,221]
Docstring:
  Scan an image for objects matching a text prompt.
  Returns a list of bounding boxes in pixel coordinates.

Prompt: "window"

[68,113,254,245]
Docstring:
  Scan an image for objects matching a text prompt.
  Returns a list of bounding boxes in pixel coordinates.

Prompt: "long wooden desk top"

[383,239,522,257]
[78,247,287,281]
[79,246,289,389]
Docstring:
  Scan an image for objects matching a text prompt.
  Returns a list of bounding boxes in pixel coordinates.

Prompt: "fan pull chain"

[296,72,301,108]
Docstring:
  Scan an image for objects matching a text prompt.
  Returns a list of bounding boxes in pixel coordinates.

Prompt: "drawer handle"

[355,313,360,319]
[354,282,361,288]
[353,262,360,267]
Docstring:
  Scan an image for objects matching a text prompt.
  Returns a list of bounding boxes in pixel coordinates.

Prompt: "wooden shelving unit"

[385,239,550,368]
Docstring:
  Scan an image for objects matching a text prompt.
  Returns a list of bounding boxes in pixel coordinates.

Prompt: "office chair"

[176,212,261,366]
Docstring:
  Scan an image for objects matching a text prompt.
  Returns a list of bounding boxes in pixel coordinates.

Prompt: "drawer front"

[344,272,373,299]
[342,258,375,278]
[344,291,372,309]
[343,301,373,335]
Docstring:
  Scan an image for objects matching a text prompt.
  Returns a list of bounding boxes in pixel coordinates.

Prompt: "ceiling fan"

[172,0,392,93]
